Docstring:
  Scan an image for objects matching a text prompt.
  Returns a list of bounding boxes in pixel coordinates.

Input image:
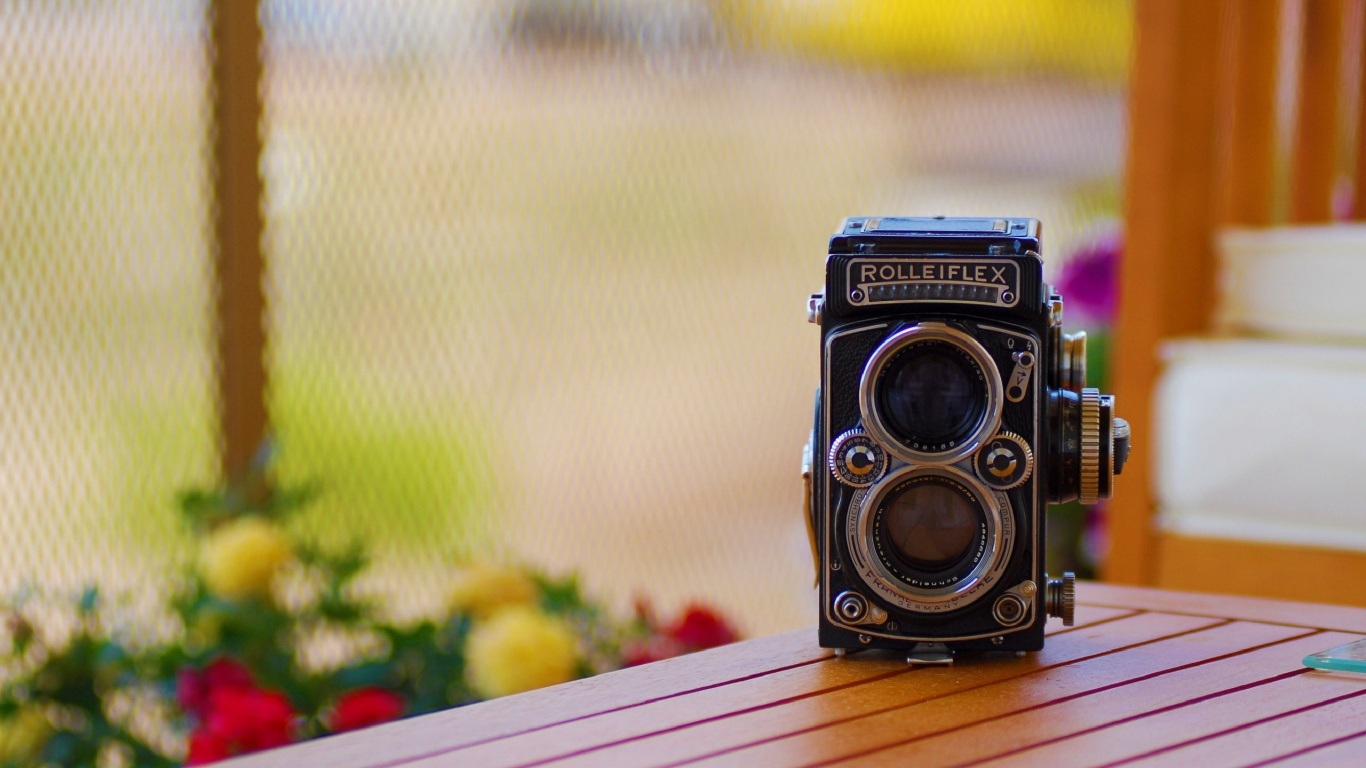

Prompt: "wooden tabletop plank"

[1266,731,1366,767]
[1120,684,1366,768]
[398,608,1146,768]
[835,630,1349,768]
[1080,583,1366,632]
[977,657,1366,768]
[226,624,835,768]
[221,585,1366,768]
[675,614,1253,768]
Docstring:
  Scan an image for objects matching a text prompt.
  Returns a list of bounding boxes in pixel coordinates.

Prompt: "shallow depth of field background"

[0,0,1129,636]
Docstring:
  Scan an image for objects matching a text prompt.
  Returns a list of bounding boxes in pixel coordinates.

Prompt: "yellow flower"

[465,606,579,698]
[448,563,539,618]
[200,516,294,601]
[0,707,51,765]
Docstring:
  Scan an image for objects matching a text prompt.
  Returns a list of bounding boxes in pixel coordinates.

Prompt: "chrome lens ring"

[858,322,1003,465]
[846,464,1014,613]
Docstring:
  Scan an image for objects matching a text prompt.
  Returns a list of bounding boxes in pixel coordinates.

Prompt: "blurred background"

[1,0,1139,639]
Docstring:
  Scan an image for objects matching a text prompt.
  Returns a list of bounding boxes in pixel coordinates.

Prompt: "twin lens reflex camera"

[802,217,1130,664]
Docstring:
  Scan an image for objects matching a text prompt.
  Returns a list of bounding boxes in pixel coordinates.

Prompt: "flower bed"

[0,461,737,766]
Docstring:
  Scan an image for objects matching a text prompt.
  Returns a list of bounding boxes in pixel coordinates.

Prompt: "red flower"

[622,635,685,667]
[667,605,738,650]
[185,683,298,764]
[185,731,230,765]
[623,604,740,667]
[203,657,253,690]
[178,657,254,716]
[327,687,406,733]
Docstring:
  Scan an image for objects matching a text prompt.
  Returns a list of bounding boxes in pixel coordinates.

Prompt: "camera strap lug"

[906,643,954,666]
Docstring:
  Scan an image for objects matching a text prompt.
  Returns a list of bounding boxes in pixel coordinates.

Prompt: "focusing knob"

[1079,388,1103,504]
[974,432,1033,490]
[828,429,888,487]
[1077,388,1123,504]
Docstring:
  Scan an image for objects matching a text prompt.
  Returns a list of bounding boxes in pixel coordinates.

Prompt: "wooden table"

[230,584,1366,767]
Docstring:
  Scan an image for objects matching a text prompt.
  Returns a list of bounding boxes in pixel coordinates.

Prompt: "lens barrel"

[848,464,1012,612]
[859,323,1002,465]
[1047,386,1123,504]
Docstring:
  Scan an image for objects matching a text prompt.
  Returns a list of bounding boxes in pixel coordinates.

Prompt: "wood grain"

[838,630,1346,768]
[1081,581,1366,632]
[682,615,1240,768]
[1154,534,1366,608]
[973,659,1366,767]
[210,0,269,478]
[222,586,1366,768]
[1290,0,1347,223]
[397,607,1139,768]
[1266,730,1366,767]
[1355,0,1366,220]
[1120,676,1366,768]
[1108,0,1227,585]
[226,627,835,768]
[1220,0,1281,226]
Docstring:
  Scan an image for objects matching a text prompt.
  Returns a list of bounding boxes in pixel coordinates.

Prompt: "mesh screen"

[2,0,1128,637]
[260,1,1128,634]
[0,1,214,593]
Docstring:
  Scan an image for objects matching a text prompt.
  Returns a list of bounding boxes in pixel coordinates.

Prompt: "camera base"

[906,643,954,666]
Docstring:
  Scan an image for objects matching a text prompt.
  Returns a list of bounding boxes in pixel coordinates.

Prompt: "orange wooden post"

[1222,0,1282,226]
[1106,0,1226,585]
[210,0,268,479]
[1353,0,1366,219]
[1290,0,1346,222]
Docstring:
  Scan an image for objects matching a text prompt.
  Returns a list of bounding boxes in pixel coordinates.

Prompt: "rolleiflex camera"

[802,216,1130,663]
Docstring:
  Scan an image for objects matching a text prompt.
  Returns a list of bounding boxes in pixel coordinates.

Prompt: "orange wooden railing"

[1107,0,1366,585]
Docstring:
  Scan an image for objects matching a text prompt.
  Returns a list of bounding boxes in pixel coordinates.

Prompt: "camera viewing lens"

[881,478,981,572]
[877,340,987,450]
[859,323,1003,465]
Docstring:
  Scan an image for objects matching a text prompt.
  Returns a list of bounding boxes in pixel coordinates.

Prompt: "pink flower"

[327,687,406,733]
[1056,231,1122,327]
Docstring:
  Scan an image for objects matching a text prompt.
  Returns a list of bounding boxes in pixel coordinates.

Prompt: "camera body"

[804,217,1127,662]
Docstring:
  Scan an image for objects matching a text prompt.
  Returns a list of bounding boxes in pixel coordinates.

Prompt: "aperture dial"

[828,429,888,487]
[974,432,1033,490]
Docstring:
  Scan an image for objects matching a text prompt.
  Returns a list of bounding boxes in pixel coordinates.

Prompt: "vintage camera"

[803,217,1130,663]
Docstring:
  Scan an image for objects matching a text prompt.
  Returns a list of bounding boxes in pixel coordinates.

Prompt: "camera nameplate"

[846,258,1020,309]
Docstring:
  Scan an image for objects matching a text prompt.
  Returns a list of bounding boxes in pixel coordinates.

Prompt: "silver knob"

[807,293,825,324]
[1061,331,1087,394]
[835,591,867,623]
[1046,572,1076,626]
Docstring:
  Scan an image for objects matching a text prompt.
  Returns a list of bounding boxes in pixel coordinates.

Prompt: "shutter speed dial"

[828,429,888,487]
